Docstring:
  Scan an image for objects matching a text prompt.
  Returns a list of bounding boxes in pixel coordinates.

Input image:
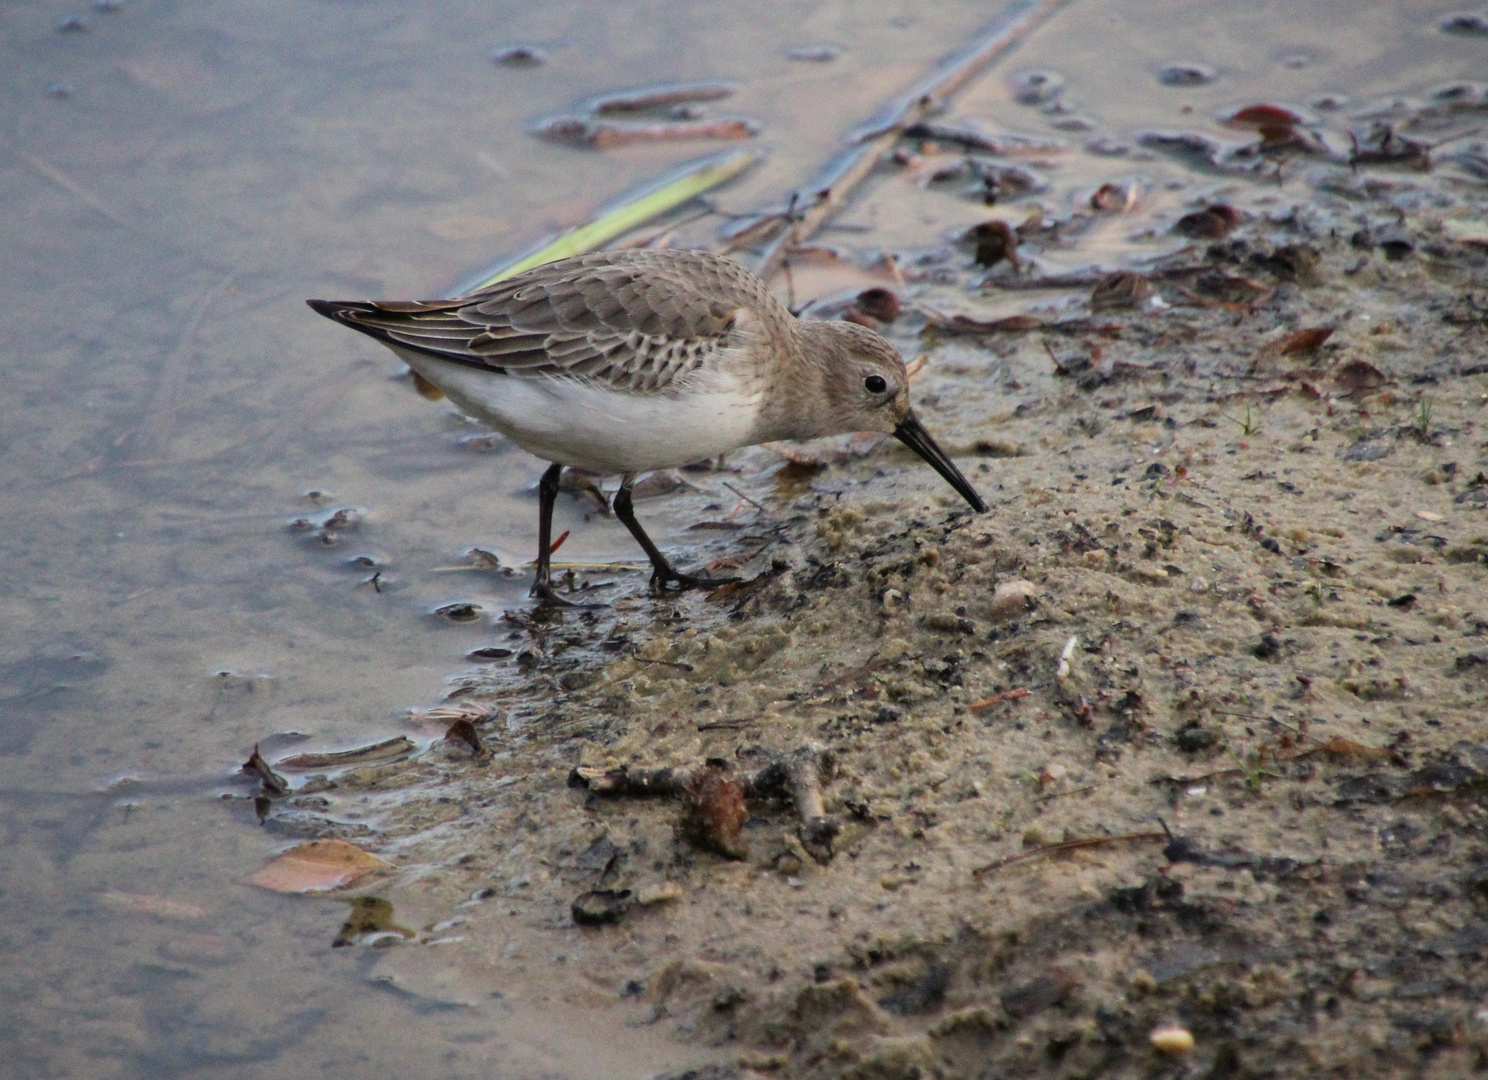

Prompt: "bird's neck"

[747,320,837,443]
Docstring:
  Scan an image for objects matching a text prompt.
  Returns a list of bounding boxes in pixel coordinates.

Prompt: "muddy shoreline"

[267,193,1488,1079]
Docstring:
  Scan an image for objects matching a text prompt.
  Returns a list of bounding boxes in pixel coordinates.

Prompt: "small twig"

[721,481,766,512]
[969,687,1032,711]
[697,717,758,731]
[1151,768,1243,787]
[972,831,1167,878]
[753,136,897,283]
[629,644,696,672]
[844,0,1073,143]
[1033,783,1099,804]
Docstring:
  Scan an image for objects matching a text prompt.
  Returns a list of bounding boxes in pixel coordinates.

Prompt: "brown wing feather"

[314,250,779,393]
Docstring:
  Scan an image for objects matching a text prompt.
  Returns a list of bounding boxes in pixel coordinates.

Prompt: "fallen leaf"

[1174,204,1241,239]
[1264,326,1334,357]
[241,743,289,795]
[246,839,392,893]
[963,220,1021,269]
[1331,359,1388,395]
[852,287,901,323]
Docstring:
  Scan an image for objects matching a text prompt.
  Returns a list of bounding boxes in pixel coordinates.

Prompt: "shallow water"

[1,0,1482,1075]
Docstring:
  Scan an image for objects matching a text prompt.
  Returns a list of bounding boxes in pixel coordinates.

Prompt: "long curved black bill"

[893,412,987,513]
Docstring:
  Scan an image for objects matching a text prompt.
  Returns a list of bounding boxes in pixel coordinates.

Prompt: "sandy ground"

[259,137,1488,1078]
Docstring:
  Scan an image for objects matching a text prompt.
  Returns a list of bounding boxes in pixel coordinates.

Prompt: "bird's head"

[798,320,987,513]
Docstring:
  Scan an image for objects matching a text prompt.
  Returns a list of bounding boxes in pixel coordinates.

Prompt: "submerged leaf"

[246,838,392,893]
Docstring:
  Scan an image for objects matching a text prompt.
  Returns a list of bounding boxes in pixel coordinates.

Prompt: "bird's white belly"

[395,350,763,474]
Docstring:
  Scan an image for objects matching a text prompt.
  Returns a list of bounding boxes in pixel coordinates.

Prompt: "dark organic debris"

[1174,203,1240,239]
[242,743,290,797]
[1161,835,1303,879]
[576,81,735,116]
[572,889,633,926]
[972,831,1167,877]
[1156,62,1216,87]
[843,287,902,327]
[489,44,547,67]
[433,601,484,623]
[445,718,485,756]
[1089,271,1152,311]
[904,120,1066,156]
[963,220,1021,269]
[1440,12,1488,35]
[1001,967,1078,1019]
[532,114,759,149]
[569,745,838,862]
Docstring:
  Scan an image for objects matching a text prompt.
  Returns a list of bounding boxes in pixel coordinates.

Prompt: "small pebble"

[1150,1024,1195,1055]
[94,0,124,9]
[45,82,76,98]
[1156,62,1216,87]
[56,13,89,31]
[1010,69,1065,105]
[990,579,1038,620]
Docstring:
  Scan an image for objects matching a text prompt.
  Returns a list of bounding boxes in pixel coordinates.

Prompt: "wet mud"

[284,153,1488,1078]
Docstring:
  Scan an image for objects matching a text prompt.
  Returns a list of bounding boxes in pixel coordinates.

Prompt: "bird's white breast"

[393,349,763,475]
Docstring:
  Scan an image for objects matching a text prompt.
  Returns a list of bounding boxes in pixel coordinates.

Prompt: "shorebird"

[308,248,985,603]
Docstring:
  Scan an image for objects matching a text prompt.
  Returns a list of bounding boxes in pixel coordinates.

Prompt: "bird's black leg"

[612,475,739,593]
[530,462,575,606]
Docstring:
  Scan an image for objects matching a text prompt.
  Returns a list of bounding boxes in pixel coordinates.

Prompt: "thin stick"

[972,830,1167,878]
[844,0,1073,144]
[721,482,765,512]
[748,0,1069,283]
[751,131,899,283]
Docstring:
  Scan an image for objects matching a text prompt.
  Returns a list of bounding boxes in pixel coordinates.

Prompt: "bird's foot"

[530,581,609,610]
[648,566,741,594]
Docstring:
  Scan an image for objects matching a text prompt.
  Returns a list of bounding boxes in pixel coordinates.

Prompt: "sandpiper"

[308,248,985,602]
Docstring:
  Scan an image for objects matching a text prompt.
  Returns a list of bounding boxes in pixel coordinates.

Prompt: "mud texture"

[262,175,1488,1080]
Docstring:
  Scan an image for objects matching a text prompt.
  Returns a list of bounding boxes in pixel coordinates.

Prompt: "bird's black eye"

[864,375,888,394]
